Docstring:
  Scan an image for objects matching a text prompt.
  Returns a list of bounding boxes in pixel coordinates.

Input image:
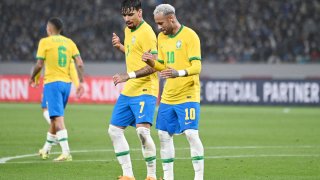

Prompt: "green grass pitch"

[0,103,320,179]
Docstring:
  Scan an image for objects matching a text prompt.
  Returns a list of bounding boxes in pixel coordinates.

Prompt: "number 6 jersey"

[36,35,80,84]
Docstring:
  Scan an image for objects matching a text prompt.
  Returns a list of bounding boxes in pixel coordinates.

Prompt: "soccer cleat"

[145,177,156,180]
[53,154,72,162]
[38,149,49,160]
[117,176,135,180]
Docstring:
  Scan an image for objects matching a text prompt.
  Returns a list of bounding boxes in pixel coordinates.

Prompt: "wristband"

[178,70,186,77]
[128,72,136,79]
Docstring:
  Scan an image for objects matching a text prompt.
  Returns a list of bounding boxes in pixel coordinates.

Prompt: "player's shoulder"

[62,36,77,46]
[140,21,155,33]
[182,26,199,38]
[39,36,50,43]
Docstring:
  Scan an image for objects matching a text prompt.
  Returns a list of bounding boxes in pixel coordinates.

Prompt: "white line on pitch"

[1,145,319,164]
[3,154,320,164]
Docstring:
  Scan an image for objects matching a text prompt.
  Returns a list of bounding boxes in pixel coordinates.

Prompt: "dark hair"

[48,17,63,32]
[121,0,141,14]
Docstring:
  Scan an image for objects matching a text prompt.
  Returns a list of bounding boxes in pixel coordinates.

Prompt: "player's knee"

[184,129,199,141]
[136,127,150,143]
[185,129,204,153]
[108,124,124,139]
[158,130,172,142]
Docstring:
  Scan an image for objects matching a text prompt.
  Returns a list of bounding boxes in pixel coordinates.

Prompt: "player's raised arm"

[159,60,202,79]
[112,65,157,86]
[112,32,125,53]
[142,50,166,71]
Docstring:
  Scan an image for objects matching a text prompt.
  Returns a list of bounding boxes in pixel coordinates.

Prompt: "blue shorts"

[156,102,200,134]
[43,81,71,118]
[110,94,157,127]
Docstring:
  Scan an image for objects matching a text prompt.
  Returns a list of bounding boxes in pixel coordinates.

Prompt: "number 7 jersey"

[36,35,80,84]
[158,25,201,104]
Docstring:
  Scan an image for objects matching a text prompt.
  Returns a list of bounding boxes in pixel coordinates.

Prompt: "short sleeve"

[71,41,80,59]
[157,34,165,64]
[187,31,201,61]
[141,28,157,56]
[36,39,46,60]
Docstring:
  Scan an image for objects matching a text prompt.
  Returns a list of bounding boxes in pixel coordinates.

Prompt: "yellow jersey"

[122,21,159,97]
[158,25,201,104]
[36,35,80,84]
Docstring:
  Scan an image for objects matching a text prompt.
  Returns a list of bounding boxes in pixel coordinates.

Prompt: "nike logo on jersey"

[138,114,145,119]
[185,121,193,125]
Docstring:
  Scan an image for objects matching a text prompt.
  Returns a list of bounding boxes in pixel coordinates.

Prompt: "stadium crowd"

[1,0,319,63]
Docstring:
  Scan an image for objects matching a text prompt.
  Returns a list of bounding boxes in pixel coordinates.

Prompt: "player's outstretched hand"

[113,73,129,86]
[76,82,85,98]
[112,33,121,49]
[142,49,155,67]
[160,67,179,79]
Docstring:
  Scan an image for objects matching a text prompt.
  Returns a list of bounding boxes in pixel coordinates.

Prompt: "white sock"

[43,110,51,124]
[42,132,55,152]
[158,130,174,180]
[185,129,204,180]
[136,127,156,178]
[108,125,134,177]
[56,129,70,155]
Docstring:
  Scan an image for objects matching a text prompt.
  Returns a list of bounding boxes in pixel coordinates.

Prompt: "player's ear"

[138,9,142,18]
[168,14,175,23]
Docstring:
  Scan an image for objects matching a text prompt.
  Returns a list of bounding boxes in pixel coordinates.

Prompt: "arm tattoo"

[135,65,156,78]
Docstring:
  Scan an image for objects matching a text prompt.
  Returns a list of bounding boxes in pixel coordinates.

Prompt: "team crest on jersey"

[176,40,182,49]
[131,36,136,44]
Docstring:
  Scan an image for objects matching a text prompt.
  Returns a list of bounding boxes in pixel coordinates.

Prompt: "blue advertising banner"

[200,79,320,106]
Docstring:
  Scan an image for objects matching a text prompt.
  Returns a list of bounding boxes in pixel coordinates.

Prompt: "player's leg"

[39,120,56,159]
[46,82,72,161]
[108,94,135,179]
[38,84,55,159]
[156,103,177,180]
[131,95,157,179]
[177,102,204,180]
[41,93,51,124]
[41,94,59,145]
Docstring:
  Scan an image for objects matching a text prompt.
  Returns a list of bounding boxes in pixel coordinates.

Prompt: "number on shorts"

[185,108,196,120]
[139,101,145,113]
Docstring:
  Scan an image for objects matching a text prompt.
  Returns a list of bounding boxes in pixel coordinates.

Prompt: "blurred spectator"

[0,0,319,63]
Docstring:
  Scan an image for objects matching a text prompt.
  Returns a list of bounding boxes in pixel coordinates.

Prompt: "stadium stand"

[0,0,319,63]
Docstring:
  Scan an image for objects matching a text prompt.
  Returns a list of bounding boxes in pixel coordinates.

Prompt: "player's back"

[37,35,79,84]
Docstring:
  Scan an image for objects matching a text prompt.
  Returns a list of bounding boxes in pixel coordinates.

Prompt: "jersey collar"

[168,25,184,38]
[131,21,145,32]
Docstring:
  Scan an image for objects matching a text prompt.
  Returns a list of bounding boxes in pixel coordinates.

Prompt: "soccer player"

[108,0,158,179]
[36,62,81,147]
[142,4,204,180]
[29,17,85,162]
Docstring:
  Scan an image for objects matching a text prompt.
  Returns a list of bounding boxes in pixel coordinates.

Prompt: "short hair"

[121,0,141,13]
[48,17,63,32]
[153,4,175,16]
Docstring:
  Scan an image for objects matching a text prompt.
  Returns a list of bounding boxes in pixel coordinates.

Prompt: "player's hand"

[112,33,122,49]
[113,73,129,86]
[29,78,39,88]
[142,49,155,67]
[76,82,85,98]
[160,67,179,79]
